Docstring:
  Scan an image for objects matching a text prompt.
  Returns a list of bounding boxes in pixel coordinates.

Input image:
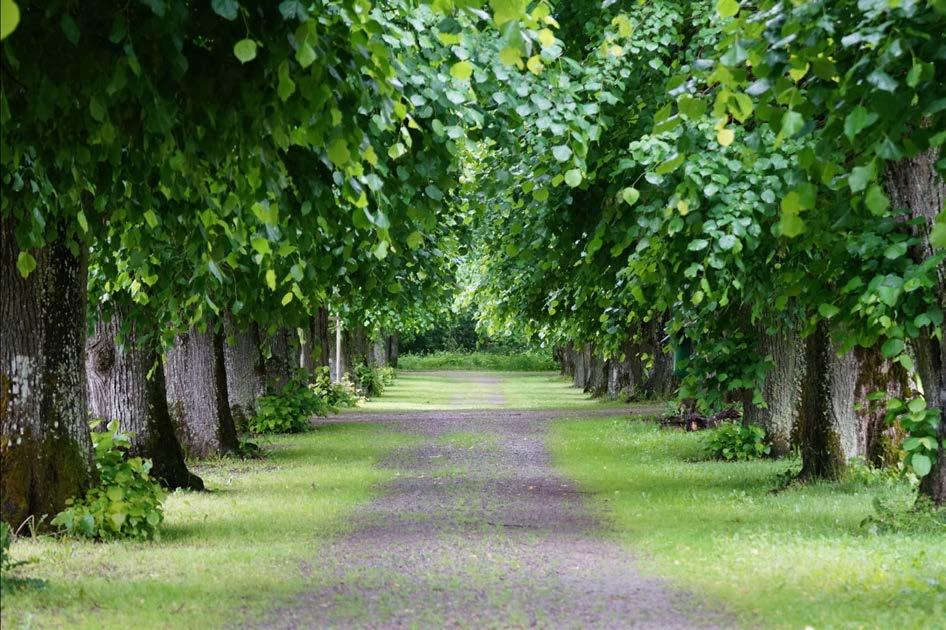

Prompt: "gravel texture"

[258,380,730,629]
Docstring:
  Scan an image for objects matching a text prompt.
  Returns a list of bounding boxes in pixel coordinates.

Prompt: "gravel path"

[259,382,729,629]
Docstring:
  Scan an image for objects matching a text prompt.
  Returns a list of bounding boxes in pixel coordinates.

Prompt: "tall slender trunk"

[386,333,399,368]
[797,322,846,481]
[164,326,240,458]
[369,334,388,367]
[86,308,203,490]
[886,148,946,504]
[222,316,264,432]
[1,215,96,528]
[329,318,346,382]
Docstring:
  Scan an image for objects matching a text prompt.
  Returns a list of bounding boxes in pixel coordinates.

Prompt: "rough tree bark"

[607,340,645,399]
[743,326,806,457]
[886,148,946,504]
[300,308,330,372]
[262,327,294,391]
[828,346,910,466]
[1,216,96,528]
[164,327,240,458]
[641,316,676,398]
[86,309,203,490]
[369,334,389,367]
[587,351,608,396]
[222,316,264,432]
[797,322,846,481]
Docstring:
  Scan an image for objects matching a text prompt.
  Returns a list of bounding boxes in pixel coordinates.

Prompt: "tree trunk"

[386,334,399,368]
[827,345,911,466]
[222,316,264,432]
[587,350,608,396]
[1,216,96,528]
[797,322,846,481]
[743,326,806,457]
[369,334,389,367]
[164,326,240,458]
[300,308,331,373]
[346,325,370,369]
[642,316,676,398]
[886,148,946,504]
[329,318,346,382]
[86,309,203,490]
[262,327,294,392]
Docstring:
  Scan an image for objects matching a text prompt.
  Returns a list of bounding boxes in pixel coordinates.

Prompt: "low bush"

[706,422,771,461]
[249,372,330,434]
[353,363,387,398]
[398,350,557,371]
[860,496,946,535]
[51,420,166,541]
[310,366,359,408]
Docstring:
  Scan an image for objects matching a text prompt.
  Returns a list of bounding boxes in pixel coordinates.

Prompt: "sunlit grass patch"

[550,417,946,629]
[1,424,415,629]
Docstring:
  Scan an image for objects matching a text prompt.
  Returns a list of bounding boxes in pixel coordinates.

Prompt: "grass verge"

[1,424,415,629]
[398,351,557,371]
[550,417,946,629]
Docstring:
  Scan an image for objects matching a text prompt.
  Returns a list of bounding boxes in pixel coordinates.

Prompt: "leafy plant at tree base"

[861,496,946,536]
[310,366,359,409]
[707,422,771,461]
[51,421,166,541]
[249,375,329,435]
[353,363,387,398]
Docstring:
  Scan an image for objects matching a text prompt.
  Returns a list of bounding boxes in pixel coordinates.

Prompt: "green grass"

[398,350,557,371]
[550,417,946,629]
[1,424,416,629]
[350,370,634,412]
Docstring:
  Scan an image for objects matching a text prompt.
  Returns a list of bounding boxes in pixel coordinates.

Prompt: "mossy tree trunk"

[886,148,946,504]
[797,322,847,481]
[164,326,240,458]
[222,315,264,432]
[1,215,96,528]
[86,309,203,490]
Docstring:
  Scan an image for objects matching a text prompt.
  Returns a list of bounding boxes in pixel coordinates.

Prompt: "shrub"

[310,366,359,408]
[353,362,386,397]
[706,422,771,461]
[52,420,166,541]
[249,373,329,434]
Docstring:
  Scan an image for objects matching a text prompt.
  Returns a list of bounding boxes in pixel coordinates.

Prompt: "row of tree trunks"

[164,327,240,459]
[86,309,203,490]
[1,216,97,528]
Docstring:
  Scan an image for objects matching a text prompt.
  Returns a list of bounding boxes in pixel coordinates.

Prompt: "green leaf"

[843,106,878,140]
[930,212,946,249]
[211,0,238,20]
[881,338,905,358]
[0,0,21,40]
[564,169,583,188]
[848,165,872,192]
[16,251,36,277]
[865,185,889,215]
[780,210,805,238]
[251,238,271,256]
[552,145,572,162]
[911,453,932,477]
[499,46,522,66]
[233,39,257,64]
[779,111,804,141]
[281,292,293,306]
[296,42,316,68]
[373,240,389,260]
[818,303,840,318]
[327,138,350,166]
[406,231,424,250]
[490,0,527,26]
[265,269,276,291]
[621,187,640,206]
[655,153,685,175]
[450,60,473,81]
[716,0,740,17]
